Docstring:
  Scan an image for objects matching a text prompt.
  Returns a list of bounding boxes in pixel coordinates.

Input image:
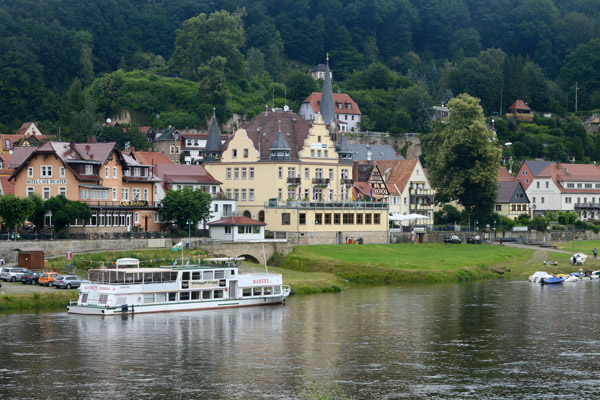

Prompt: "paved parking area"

[0,281,75,294]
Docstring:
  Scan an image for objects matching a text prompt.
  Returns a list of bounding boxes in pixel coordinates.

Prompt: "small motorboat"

[541,276,565,285]
[571,253,587,266]
[543,261,558,266]
[529,271,552,283]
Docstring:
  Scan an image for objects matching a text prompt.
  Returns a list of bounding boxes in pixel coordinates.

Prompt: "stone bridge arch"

[192,240,294,266]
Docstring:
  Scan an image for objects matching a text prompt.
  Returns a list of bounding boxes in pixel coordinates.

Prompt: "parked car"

[442,224,456,231]
[38,272,60,287]
[444,234,462,244]
[1,267,32,282]
[467,235,482,244]
[53,275,83,289]
[21,271,43,284]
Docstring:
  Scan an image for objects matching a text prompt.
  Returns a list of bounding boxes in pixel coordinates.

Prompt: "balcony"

[287,177,301,185]
[575,202,600,209]
[312,178,330,186]
[83,200,162,209]
[265,200,389,210]
[341,178,354,186]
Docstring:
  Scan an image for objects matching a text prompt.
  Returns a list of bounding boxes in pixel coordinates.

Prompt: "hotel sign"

[120,200,148,207]
[26,179,67,185]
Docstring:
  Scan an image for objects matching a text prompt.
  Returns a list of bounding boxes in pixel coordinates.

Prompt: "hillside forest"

[2,0,600,163]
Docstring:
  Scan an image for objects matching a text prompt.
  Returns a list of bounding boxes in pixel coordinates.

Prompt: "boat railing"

[282,285,291,296]
[69,299,79,306]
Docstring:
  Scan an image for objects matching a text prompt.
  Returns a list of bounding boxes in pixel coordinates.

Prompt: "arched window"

[243,210,251,218]
[258,210,265,222]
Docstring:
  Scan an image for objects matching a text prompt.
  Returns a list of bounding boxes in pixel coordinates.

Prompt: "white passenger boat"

[68,257,291,315]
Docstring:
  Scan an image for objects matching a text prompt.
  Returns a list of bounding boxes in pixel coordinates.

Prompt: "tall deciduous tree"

[44,195,91,232]
[424,94,501,222]
[161,188,212,231]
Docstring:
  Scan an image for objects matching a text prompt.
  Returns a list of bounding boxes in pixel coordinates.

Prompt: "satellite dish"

[367,150,372,161]
[9,150,13,154]
[106,118,112,124]
[283,105,289,112]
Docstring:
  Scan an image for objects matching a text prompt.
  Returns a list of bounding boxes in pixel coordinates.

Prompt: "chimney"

[130,146,135,152]
[87,135,97,143]
[69,141,76,150]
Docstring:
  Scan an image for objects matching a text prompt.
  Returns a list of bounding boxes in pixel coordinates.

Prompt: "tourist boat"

[67,257,291,315]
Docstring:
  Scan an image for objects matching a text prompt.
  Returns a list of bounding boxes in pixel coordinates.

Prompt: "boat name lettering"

[253,278,270,284]
[189,280,220,288]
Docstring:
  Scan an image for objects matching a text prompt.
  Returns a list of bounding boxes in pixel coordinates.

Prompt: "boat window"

[182,272,190,281]
[192,271,200,280]
[214,290,224,299]
[180,292,190,301]
[170,272,178,281]
[191,291,200,300]
[81,293,88,303]
[274,286,281,295]
[152,272,163,282]
[168,293,177,301]
[264,287,272,295]
[242,288,251,297]
[253,287,262,296]
[202,291,212,300]
[144,273,152,283]
[231,269,235,276]
[214,270,224,279]
[144,294,154,303]
[98,294,108,305]
[203,271,213,280]
[155,293,167,302]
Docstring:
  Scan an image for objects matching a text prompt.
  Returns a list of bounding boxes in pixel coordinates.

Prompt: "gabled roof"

[154,127,179,142]
[497,181,527,203]
[498,167,516,182]
[7,147,35,169]
[16,122,41,135]
[335,135,351,153]
[302,92,362,115]
[129,150,173,166]
[348,144,404,161]
[523,160,553,176]
[241,110,312,160]
[0,176,14,195]
[270,129,291,150]
[153,164,221,185]
[508,99,532,112]
[208,216,266,226]
[372,160,419,195]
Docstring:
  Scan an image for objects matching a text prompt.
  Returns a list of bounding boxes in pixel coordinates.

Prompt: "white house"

[299,92,362,132]
[526,163,600,220]
[208,216,266,241]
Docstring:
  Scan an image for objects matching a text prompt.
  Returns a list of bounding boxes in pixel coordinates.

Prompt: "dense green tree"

[445,58,503,114]
[161,187,212,230]
[43,195,91,232]
[284,71,317,107]
[170,10,246,80]
[424,94,501,222]
[0,195,35,232]
[246,47,265,79]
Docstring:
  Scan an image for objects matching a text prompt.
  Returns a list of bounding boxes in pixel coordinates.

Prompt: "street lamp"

[475,219,478,232]
[186,219,193,239]
[493,220,496,241]
[13,224,18,265]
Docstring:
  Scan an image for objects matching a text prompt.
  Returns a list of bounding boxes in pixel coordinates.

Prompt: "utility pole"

[575,82,579,113]
[499,89,503,116]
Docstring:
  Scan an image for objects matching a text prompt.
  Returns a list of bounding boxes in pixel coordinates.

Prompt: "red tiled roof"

[0,134,26,151]
[207,216,266,226]
[153,164,221,185]
[130,150,173,166]
[361,160,419,195]
[302,92,361,115]
[0,176,14,195]
[537,163,600,192]
[498,167,516,181]
[508,99,531,112]
[16,122,40,135]
[7,147,35,169]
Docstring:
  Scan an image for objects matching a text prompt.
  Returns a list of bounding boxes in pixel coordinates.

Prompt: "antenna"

[272,86,275,108]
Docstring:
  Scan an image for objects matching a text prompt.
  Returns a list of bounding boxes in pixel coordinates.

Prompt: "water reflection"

[1,281,600,399]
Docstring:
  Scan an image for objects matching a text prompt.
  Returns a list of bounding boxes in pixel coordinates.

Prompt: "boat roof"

[90,268,173,273]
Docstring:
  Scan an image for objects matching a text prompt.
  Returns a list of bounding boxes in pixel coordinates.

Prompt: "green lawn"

[280,243,535,284]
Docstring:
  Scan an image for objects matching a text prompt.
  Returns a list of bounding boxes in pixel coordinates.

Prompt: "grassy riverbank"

[0,291,74,312]
[278,243,559,284]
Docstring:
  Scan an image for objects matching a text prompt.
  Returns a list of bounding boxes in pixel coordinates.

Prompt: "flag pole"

[181,242,184,265]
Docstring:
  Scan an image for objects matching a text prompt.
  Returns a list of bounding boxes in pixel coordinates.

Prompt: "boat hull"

[68,295,287,316]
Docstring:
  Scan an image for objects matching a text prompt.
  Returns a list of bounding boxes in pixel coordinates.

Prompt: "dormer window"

[134,167,140,177]
[337,103,342,109]
[85,165,93,175]
[5,139,10,149]
[346,103,352,110]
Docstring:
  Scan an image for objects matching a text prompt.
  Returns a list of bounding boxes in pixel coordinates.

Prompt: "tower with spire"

[204,108,223,161]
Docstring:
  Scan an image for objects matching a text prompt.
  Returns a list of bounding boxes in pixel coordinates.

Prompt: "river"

[1,280,599,399]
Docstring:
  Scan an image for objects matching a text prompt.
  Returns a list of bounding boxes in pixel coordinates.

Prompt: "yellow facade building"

[204,110,389,244]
